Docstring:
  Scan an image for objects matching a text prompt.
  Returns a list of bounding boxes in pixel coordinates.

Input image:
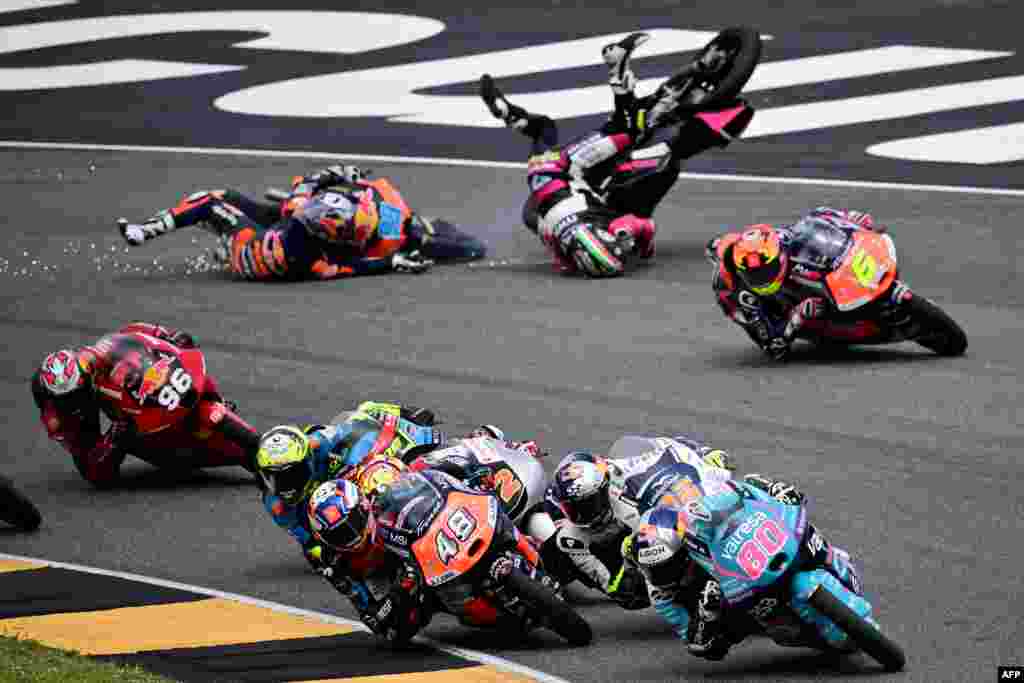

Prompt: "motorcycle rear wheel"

[0,474,42,531]
[906,295,968,356]
[809,585,905,672]
[682,26,763,112]
[504,570,593,646]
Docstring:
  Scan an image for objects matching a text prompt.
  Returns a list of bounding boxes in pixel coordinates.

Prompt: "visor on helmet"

[309,481,373,551]
[262,462,310,505]
[733,227,786,295]
[561,486,612,528]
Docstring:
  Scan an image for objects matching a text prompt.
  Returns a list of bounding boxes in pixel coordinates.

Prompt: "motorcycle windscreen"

[411,492,498,587]
[825,231,898,312]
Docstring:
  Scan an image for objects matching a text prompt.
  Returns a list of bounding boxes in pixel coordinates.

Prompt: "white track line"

[0,551,571,683]
[3,139,1024,198]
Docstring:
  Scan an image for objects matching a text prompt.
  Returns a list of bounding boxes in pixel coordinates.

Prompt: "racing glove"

[391,250,433,274]
[607,561,651,610]
[744,474,806,506]
[314,164,368,187]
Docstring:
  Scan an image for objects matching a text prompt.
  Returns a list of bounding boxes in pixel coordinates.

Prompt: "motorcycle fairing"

[825,231,898,312]
[412,492,498,587]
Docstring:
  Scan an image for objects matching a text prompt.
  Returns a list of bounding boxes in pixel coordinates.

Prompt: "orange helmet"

[354,455,406,499]
[732,225,787,295]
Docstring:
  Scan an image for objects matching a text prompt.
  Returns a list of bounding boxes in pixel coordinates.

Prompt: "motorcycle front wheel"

[906,295,968,356]
[809,585,906,672]
[504,570,593,646]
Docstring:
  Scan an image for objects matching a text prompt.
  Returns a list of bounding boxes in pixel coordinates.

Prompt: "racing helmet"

[466,424,505,441]
[628,506,694,589]
[551,452,614,529]
[354,455,406,500]
[256,425,312,505]
[298,193,373,248]
[732,224,788,295]
[308,479,375,552]
[39,349,86,398]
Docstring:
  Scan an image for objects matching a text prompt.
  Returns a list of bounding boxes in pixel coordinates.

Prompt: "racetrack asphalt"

[1,147,1022,682]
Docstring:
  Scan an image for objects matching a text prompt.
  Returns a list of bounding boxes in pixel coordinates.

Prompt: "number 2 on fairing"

[494,468,523,505]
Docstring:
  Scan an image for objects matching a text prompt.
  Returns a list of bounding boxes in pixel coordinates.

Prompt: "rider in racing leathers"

[31,322,258,487]
[118,165,434,280]
[534,435,737,610]
[708,206,906,360]
[255,401,443,564]
[480,32,753,277]
[306,478,432,645]
[623,474,861,662]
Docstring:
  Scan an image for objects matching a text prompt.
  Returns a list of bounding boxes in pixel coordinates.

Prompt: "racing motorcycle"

[266,175,487,263]
[374,469,593,646]
[523,26,762,249]
[633,480,905,671]
[712,219,968,356]
[85,333,258,478]
[0,474,42,531]
[407,435,549,526]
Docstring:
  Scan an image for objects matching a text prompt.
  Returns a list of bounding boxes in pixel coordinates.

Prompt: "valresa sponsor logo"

[722,510,767,560]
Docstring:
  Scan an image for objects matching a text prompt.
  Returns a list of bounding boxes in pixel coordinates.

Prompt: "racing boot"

[602,32,649,134]
[603,32,650,96]
[687,579,732,660]
[480,73,530,129]
[117,210,176,246]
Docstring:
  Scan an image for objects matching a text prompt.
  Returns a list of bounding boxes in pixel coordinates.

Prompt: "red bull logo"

[137,357,172,401]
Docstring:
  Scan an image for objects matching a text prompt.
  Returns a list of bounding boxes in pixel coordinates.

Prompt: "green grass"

[0,635,177,683]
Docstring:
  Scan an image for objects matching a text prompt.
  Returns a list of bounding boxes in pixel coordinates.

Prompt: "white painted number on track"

[0,3,1021,164]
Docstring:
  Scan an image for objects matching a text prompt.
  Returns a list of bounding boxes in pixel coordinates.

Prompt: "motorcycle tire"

[0,475,42,532]
[504,570,593,646]
[686,26,763,111]
[906,295,968,356]
[809,585,906,672]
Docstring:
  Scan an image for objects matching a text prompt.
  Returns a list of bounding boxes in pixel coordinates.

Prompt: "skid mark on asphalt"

[0,555,549,682]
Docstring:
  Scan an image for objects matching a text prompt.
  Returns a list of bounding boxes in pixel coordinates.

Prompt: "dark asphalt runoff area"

[0,148,1022,683]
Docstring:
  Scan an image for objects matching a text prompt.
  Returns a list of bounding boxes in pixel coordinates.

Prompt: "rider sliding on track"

[480,32,754,277]
[118,165,434,280]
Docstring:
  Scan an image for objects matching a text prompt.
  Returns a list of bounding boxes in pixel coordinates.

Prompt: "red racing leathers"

[32,323,258,486]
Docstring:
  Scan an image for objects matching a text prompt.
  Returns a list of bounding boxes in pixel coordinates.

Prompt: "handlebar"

[265,188,290,202]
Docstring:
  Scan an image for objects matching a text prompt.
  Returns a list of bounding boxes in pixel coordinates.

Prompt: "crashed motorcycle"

[523,26,763,249]
[374,470,593,646]
[634,480,905,671]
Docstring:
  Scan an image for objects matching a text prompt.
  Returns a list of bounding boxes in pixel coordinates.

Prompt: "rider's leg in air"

[118,189,278,246]
[481,34,659,276]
